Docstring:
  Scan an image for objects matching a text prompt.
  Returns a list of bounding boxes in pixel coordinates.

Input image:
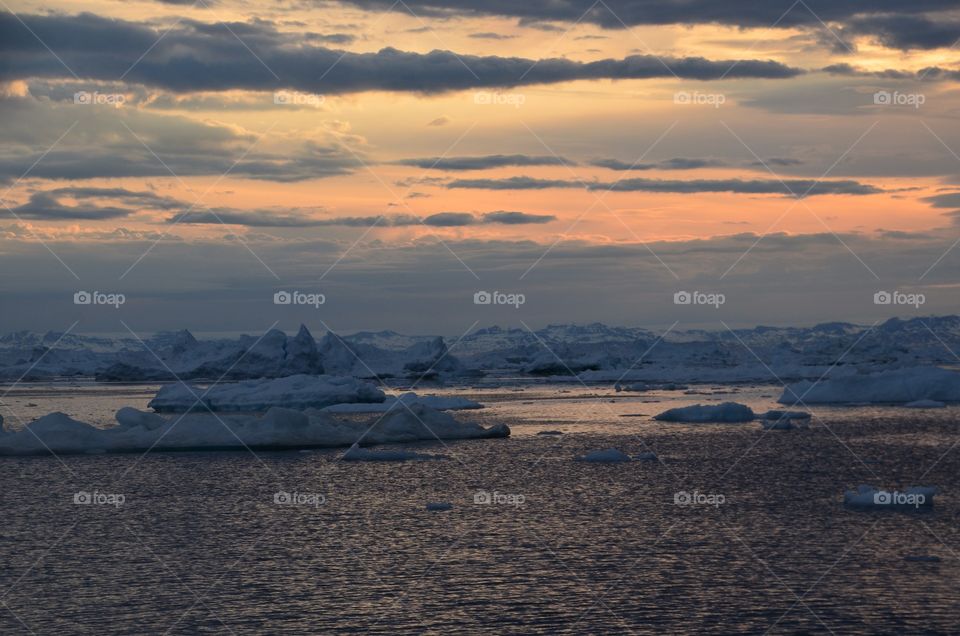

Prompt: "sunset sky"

[1,0,960,333]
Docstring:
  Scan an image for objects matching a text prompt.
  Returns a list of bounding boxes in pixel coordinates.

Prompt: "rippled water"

[0,383,958,634]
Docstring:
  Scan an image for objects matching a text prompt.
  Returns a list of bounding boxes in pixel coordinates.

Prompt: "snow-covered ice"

[654,402,755,423]
[148,374,385,412]
[780,367,960,405]
[322,392,482,413]
[0,404,509,455]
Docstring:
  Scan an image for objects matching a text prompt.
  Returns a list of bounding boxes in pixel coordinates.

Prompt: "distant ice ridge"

[780,367,960,404]
[148,374,386,412]
[6,315,960,382]
[654,402,755,423]
[0,405,509,455]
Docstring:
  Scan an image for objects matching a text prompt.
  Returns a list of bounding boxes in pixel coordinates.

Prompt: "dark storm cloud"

[446,176,883,196]
[0,12,802,94]
[923,192,960,209]
[822,63,960,81]
[841,15,960,50]
[336,0,957,35]
[8,191,133,220]
[396,154,571,170]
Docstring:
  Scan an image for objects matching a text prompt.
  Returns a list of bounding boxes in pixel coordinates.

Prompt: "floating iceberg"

[0,404,509,455]
[426,502,453,511]
[341,442,446,461]
[575,448,632,462]
[843,485,937,508]
[322,392,481,413]
[654,402,755,423]
[780,367,960,405]
[148,374,385,412]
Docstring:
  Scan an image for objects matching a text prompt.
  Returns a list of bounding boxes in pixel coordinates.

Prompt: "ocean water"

[0,383,958,634]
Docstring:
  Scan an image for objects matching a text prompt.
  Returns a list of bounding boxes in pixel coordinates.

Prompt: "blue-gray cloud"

[396,154,571,170]
[446,176,883,196]
[0,12,803,94]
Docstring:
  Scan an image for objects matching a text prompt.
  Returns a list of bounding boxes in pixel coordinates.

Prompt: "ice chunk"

[634,451,658,461]
[426,502,453,511]
[322,392,481,413]
[0,404,508,455]
[148,374,385,412]
[341,443,445,461]
[575,448,632,462]
[654,402,755,423]
[780,367,960,405]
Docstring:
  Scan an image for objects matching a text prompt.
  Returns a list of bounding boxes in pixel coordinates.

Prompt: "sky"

[1,0,959,335]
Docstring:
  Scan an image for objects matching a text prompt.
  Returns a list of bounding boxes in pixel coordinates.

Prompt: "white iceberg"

[654,402,755,423]
[341,442,445,461]
[0,404,509,455]
[322,392,481,413]
[843,485,937,508]
[780,367,960,405]
[575,448,632,462]
[148,374,386,412]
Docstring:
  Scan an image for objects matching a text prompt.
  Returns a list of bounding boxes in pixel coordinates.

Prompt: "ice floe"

[322,392,482,413]
[654,402,755,423]
[0,404,509,455]
[780,367,960,405]
[148,374,386,412]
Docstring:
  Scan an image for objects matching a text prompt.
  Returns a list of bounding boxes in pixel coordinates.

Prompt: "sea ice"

[148,374,386,412]
[322,392,481,413]
[780,367,960,405]
[0,404,509,455]
[654,402,755,423]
